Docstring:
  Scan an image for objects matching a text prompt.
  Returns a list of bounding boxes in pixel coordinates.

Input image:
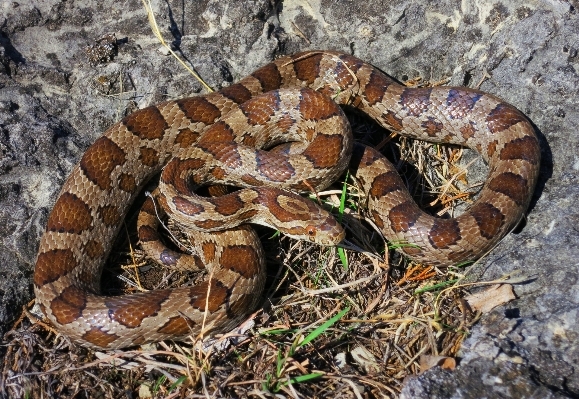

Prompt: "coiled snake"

[34,51,540,349]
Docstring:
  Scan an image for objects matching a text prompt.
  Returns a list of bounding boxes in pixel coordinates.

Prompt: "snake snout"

[317,216,345,246]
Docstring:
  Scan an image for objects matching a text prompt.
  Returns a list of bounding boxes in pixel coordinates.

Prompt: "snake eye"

[307,226,316,236]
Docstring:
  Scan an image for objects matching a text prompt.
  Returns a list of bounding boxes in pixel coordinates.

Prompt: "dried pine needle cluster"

[2,101,487,399]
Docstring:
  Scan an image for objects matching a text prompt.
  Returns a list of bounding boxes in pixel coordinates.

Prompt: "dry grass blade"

[140,0,213,93]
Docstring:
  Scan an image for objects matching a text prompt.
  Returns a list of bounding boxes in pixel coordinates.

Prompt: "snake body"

[34,51,540,349]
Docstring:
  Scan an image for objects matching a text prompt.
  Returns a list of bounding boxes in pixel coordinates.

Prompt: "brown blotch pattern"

[138,225,159,242]
[206,185,230,197]
[84,239,104,259]
[500,136,540,164]
[282,196,311,213]
[428,219,462,249]
[471,203,505,239]
[202,242,216,263]
[241,133,258,147]
[220,245,260,277]
[399,87,433,117]
[283,225,307,237]
[220,83,253,104]
[256,152,295,182]
[98,204,121,227]
[371,210,385,228]
[80,136,126,190]
[293,53,323,84]
[106,290,171,328]
[241,174,264,186]
[175,128,200,148]
[162,158,206,194]
[487,140,498,158]
[118,172,137,193]
[238,209,259,220]
[82,327,119,347]
[140,197,156,215]
[197,142,242,169]
[50,285,87,325]
[173,196,204,216]
[157,316,195,336]
[364,70,392,105]
[254,191,311,222]
[488,172,528,206]
[211,166,227,180]
[422,117,444,137]
[486,103,527,134]
[382,110,404,131]
[190,280,229,312]
[460,122,477,140]
[139,147,160,167]
[251,63,283,92]
[190,254,205,270]
[445,89,483,119]
[47,192,93,234]
[338,53,365,73]
[299,89,341,120]
[175,97,221,125]
[157,194,170,213]
[195,219,226,230]
[212,193,244,216]
[35,249,78,286]
[388,201,423,233]
[200,120,236,143]
[369,171,405,199]
[239,91,279,126]
[358,145,382,166]
[302,134,343,168]
[123,106,167,140]
[275,113,296,133]
[403,245,423,256]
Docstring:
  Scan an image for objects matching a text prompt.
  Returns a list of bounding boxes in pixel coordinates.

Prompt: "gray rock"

[1,0,577,397]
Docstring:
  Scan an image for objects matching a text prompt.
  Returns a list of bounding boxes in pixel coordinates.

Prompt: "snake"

[33,51,541,349]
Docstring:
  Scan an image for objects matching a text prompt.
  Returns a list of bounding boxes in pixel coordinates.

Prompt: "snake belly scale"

[34,51,540,349]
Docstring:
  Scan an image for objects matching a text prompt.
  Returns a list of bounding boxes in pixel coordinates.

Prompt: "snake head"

[283,214,345,246]
[253,188,345,246]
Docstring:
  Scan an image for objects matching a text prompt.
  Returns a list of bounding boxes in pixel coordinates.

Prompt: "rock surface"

[1,0,578,397]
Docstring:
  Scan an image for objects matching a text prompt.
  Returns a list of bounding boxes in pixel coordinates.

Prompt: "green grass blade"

[276,349,284,377]
[299,307,349,348]
[169,376,187,392]
[338,247,348,269]
[338,173,349,269]
[338,172,348,223]
[282,373,324,386]
[414,279,459,295]
[452,260,474,268]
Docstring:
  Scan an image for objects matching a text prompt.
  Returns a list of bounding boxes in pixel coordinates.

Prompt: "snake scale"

[34,51,540,349]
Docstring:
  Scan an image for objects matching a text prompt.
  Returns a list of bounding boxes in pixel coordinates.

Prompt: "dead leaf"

[465,284,516,313]
[419,355,456,373]
[350,345,382,374]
